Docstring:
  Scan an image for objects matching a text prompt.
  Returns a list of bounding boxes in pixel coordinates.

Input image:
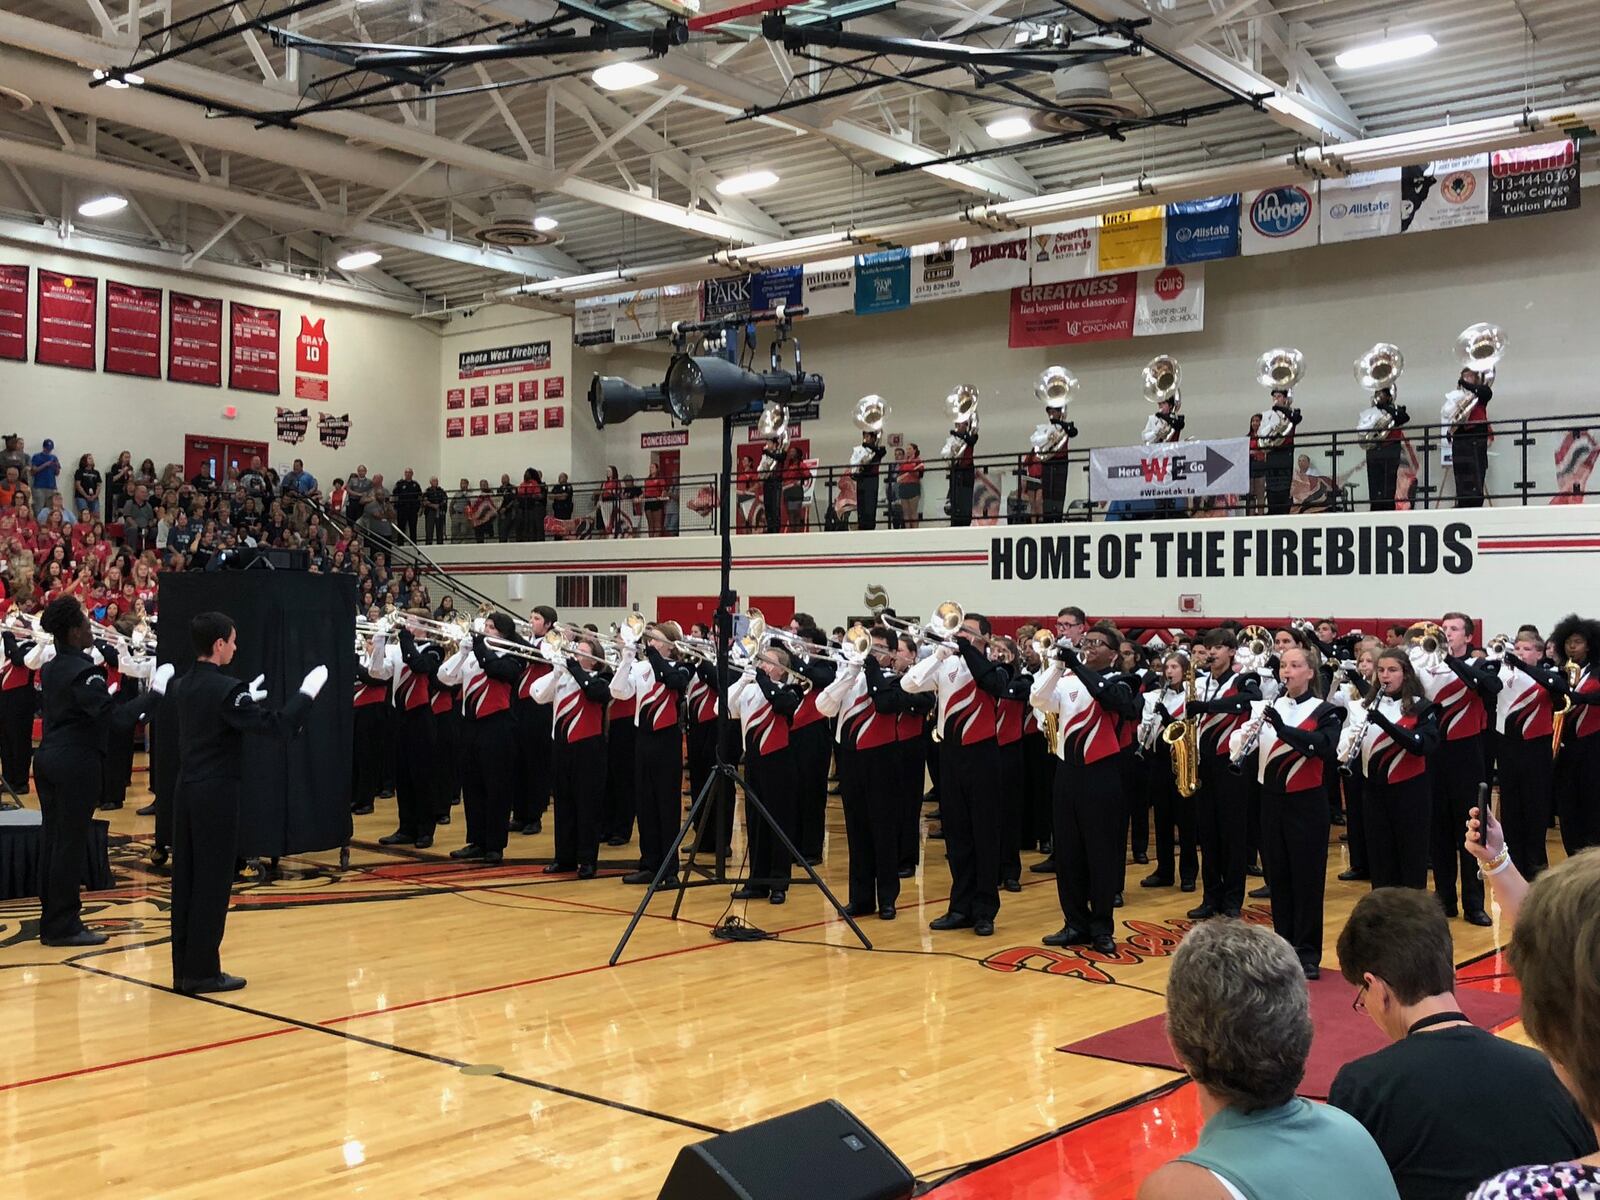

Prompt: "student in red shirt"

[781,445,810,533]
[898,443,925,529]
[642,463,668,538]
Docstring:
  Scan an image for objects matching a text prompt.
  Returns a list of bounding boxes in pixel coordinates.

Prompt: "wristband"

[1477,849,1510,879]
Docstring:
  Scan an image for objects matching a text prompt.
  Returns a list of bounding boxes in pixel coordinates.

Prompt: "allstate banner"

[1240,184,1317,255]
[1133,265,1204,336]
[1098,206,1165,271]
[854,248,910,315]
[1401,154,1489,233]
[1320,169,1401,244]
[1165,196,1240,264]
[1089,437,1251,501]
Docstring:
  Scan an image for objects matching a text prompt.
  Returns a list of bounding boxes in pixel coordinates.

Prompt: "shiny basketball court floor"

[1,775,1511,1199]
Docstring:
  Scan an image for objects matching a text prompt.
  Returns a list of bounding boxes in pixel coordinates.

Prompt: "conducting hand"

[150,662,176,695]
[246,674,269,702]
[299,664,329,698]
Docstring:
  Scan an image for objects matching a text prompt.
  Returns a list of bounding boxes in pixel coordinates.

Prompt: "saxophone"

[1161,654,1201,798]
[1552,659,1581,759]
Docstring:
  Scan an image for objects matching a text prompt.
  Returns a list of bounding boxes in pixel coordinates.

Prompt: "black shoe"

[1221,908,1242,919]
[1187,903,1218,920]
[1113,892,1124,908]
[1337,869,1369,882]
[1302,963,1321,981]
[1465,909,1493,927]
[1090,935,1117,955]
[136,802,156,816]
[1180,879,1197,893]
[378,832,414,846]
[542,862,574,875]
[41,928,109,947]
[1245,863,1263,877]
[769,890,787,905]
[1330,813,1346,827]
[1029,858,1056,874]
[731,884,768,900]
[1141,873,1174,888]
[481,851,503,866]
[96,801,121,812]
[377,789,395,799]
[805,855,823,866]
[1339,833,1349,843]
[413,837,433,851]
[844,902,876,917]
[622,870,656,885]
[1132,852,1149,865]
[974,918,994,937]
[1250,884,1272,899]
[435,813,451,826]
[927,829,945,840]
[1439,898,1460,918]
[576,864,597,880]
[352,804,374,816]
[1043,926,1090,947]
[879,905,896,921]
[1038,840,1053,855]
[1002,878,1022,893]
[897,866,916,878]
[507,819,521,833]
[527,819,542,835]
[929,912,973,931]
[149,845,169,867]
[605,836,629,847]
[179,973,247,994]
[449,844,485,860]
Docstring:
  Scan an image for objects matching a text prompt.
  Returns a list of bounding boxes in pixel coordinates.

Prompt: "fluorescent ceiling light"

[77,194,128,217]
[533,215,558,232]
[985,115,1033,141]
[592,61,659,91]
[336,250,383,270]
[716,169,779,196]
[1335,33,1436,70]
[91,68,144,88]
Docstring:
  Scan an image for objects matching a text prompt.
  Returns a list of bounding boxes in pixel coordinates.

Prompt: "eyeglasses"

[1352,982,1368,1013]
[1079,638,1112,651]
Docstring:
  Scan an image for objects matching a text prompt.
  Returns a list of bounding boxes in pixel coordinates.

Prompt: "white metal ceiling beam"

[1250,6,1362,137]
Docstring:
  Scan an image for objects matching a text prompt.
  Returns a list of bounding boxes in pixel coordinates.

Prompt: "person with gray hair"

[1138,919,1399,1200]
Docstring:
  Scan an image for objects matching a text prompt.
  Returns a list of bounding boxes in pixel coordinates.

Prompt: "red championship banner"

[229,302,280,394]
[518,379,537,403]
[469,385,489,407]
[446,417,465,439]
[470,414,489,437]
[295,316,328,374]
[104,281,162,378]
[294,375,329,402]
[518,408,539,432]
[168,292,223,386]
[1007,274,1136,348]
[544,376,565,400]
[446,388,465,410]
[494,382,514,405]
[0,265,27,362]
[544,405,565,429]
[494,410,514,434]
[36,270,98,369]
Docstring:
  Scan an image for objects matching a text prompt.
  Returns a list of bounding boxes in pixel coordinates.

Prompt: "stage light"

[663,355,824,424]
[592,61,659,91]
[985,115,1033,141]
[77,194,128,218]
[588,374,671,429]
[1335,33,1436,70]
[716,170,779,197]
[336,249,383,270]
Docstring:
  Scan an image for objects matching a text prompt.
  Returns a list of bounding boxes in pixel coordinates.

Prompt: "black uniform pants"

[794,720,831,861]
[840,742,902,910]
[693,719,741,856]
[432,709,460,818]
[762,478,782,534]
[633,726,683,874]
[1265,446,1293,516]
[34,746,103,941]
[460,710,515,853]
[1022,731,1055,850]
[997,739,1024,886]
[511,698,550,826]
[938,737,1000,922]
[1453,429,1489,507]
[552,734,605,868]
[744,744,797,890]
[170,774,242,983]
[1342,768,1370,875]
[1366,442,1402,511]
[1366,773,1432,889]
[686,718,716,817]
[603,717,636,843]
[1432,734,1486,913]
[948,469,974,528]
[896,735,925,873]
[1054,755,1122,940]
[1042,458,1070,522]
[394,704,436,839]
[397,504,419,541]
[1555,734,1600,856]
[351,703,385,811]
[1261,784,1329,968]
[375,703,396,795]
[857,475,879,531]
[1499,732,1554,877]
[1150,751,1198,884]
[102,721,136,809]
[1197,756,1247,913]
[1123,747,1148,873]
[0,685,35,792]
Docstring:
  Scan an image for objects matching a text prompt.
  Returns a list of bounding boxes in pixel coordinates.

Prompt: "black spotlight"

[589,374,670,429]
[663,355,825,424]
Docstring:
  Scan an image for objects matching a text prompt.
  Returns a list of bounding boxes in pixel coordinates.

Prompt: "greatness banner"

[36,270,97,370]
[0,264,26,362]
[1008,275,1136,347]
[104,281,162,378]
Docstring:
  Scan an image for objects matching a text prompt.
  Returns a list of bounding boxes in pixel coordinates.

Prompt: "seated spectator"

[36,491,75,528]
[1137,919,1400,1200]
[1330,888,1595,1200]
[0,465,25,508]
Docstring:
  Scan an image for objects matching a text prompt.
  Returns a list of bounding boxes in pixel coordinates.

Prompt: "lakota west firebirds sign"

[457,340,551,378]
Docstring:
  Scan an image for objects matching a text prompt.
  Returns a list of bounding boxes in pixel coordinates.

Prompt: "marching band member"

[1491,631,1567,877]
[604,644,638,848]
[893,634,932,879]
[947,423,977,530]
[1356,649,1441,889]
[1040,411,1078,524]
[1246,646,1341,979]
[429,638,462,826]
[1364,386,1409,511]
[1188,628,1262,919]
[1117,639,1154,878]
[902,613,1008,935]
[611,621,691,885]
[511,606,558,837]
[370,620,439,850]
[853,428,887,532]
[438,616,521,866]
[534,630,611,878]
[1330,641,1380,882]
[1413,614,1501,925]
[992,637,1028,893]
[1450,367,1493,507]
[351,638,389,817]
[1550,614,1600,855]
[0,615,38,796]
[791,627,838,866]
[1263,386,1302,517]
[1030,622,1140,955]
[687,636,742,857]
[1141,394,1183,445]
[1017,630,1056,873]
[729,644,802,903]
[1139,652,1197,892]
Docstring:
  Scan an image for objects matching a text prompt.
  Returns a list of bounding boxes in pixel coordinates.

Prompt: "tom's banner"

[1089,437,1251,501]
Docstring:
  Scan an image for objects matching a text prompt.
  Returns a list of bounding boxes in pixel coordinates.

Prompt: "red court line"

[0,1027,299,1093]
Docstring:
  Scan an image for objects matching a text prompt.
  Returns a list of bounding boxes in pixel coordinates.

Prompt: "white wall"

[589,201,1598,501]
[0,241,439,488]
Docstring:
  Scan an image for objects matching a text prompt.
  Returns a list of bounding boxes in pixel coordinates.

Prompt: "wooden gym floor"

[1,764,1518,1199]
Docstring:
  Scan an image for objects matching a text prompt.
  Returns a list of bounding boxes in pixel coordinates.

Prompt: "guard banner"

[1489,140,1580,220]
[168,292,223,386]
[36,270,98,370]
[1319,169,1401,244]
[1402,154,1489,233]
[1008,274,1136,348]
[228,301,280,394]
[0,264,25,361]
[1164,196,1239,264]
[1134,265,1205,337]
[1089,437,1251,501]
[103,280,162,378]
[1098,206,1165,272]
[854,248,910,315]
[1240,184,1317,256]
[802,258,855,317]
[1029,219,1097,283]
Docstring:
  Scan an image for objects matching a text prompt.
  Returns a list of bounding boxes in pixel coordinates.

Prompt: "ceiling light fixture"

[985,115,1034,141]
[1334,33,1437,70]
[592,61,659,91]
[716,169,779,196]
[533,215,559,232]
[77,194,128,217]
[336,250,383,270]
[91,68,144,88]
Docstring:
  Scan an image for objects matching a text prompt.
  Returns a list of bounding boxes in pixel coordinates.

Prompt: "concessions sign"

[1009,275,1136,347]
[0,265,27,362]
[457,340,551,378]
[642,429,689,449]
[36,270,98,369]
[169,292,223,386]
[229,302,280,394]
[104,281,162,377]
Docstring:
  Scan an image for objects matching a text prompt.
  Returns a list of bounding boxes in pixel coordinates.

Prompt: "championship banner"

[1098,206,1165,272]
[294,376,328,402]
[518,408,539,432]
[1489,140,1579,220]
[802,258,855,317]
[229,302,280,394]
[316,412,350,449]
[275,407,309,445]
[446,388,465,410]
[911,233,1031,304]
[854,249,910,315]
[613,288,659,345]
[0,264,25,362]
[1029,219,1098,283]
[1007,274,1136,348]
[1089,437,1251,502]
[470,414,488,437]
[1319,169,1401,244]
[458,340,551,377]
[751,265,803,313]
[446,416,465,439]
[295,316,329,375]
[1164,196,1240,264]
[469,385,489,407]
[1402,154,1489,233]
[702,274,752,321]
[36,270,98,370]
[543,405,565,429]
[517,379,536,403]
[544,376,564,399]
[1240,184,1317,256]
[494,382,513,405]
[574,296,615,346]
[1133,265,1205,337]
[102,281,162,378]
[168,292,223,386]
[494,410,514,434]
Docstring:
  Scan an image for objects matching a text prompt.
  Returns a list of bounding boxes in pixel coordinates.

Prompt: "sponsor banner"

[518,408,539,432]
[1241,184,1317,255]
[1165,195,1240,264]
[1489,139,1580,220]
[494,382,514,405]
[168,292,222,386]
[855,248,910,315]
[702,274,752,321]
[317,412,350,449]
[446,388,465,410]
[912,233,1032,304]
[575,297,614,347]
[1402,154,1489,233]
[446,417,465,439]
[469,385,489,407]
[1089,437,1250,501]
[295,315,328,375]
[544,376,565,400]
[276,407,309,445]
[732,397,819,428]
[494,410,514,434]
[1134,265,1205,337]
[614,288,659,345]
[229,301,280,394]
[1319,169,1401,244]
[1098,206,1165,272]
[751,265,803,313]
[103,280,162,378]
[1007,274,1136,348]
[802,258,855,317]
[0,264,25,361]
[642,429,689,449]
[36,270,98,370]
[458,340,551,377]
[659,281,700,330]
[1029,219,1098,284]
[470,414,488,437]
[748,421,803,441]
[544,405,565,429]
[518,379,537,403]
[294,375,329,402]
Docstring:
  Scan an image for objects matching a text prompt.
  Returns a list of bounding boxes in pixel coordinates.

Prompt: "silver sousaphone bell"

[1354,343,1404,448]
[1030,367,1078,454]
[851,394,889,466]
[1444,323,1506,426]
[941,384,979,459]
[1255,347,1305,449]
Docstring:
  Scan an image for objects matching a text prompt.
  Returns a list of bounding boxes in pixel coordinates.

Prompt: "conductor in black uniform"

[33,596,170,946]
[169,611,328,994]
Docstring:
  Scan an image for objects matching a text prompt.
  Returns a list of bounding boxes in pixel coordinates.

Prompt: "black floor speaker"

[657,1100,914,1200]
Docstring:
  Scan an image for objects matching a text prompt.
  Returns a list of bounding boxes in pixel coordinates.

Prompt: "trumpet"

[1,610,43,639]
[1405,621,1446,671]
[732,639,813,688]
[1486,632,1511,662]
[1228,700,1270,773]
[398,612,471,644]
[517,629,608,667]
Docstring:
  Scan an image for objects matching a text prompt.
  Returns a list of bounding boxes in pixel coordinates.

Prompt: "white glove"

[132,627,148,650]
[151,662,176,695]
[620,626,639,649]
[934,643,953,662]
[247,674,268,702]
[471,616,487,635]
[299,664,329,698]
[89,645,105,666]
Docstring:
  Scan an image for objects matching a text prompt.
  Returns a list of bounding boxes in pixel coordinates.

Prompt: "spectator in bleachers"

[421,476,447,544]
[392,468,421,541]
[73,453,101,518]
[120,485,156,554]
[0,434,26,479]
[29,439,61,511]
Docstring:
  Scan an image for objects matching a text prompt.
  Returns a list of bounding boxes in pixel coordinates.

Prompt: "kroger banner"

[1165,196,1240,264]
[1320,169,1402,244]
[1240,184,1317,255]
[1089,437,1252,501]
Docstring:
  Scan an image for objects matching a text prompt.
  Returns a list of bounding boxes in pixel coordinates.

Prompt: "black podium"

[153,570,354,859]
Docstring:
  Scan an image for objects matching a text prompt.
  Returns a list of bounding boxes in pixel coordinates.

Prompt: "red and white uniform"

[1029,661,1122,765]
[1256,694,1331,791]
[901,648,996,745]
[1196,670,1255,759]
[1360,695,1430,783]
[532,659,605,743]
[609,645,680,733]
[816,662,897,752]
[1496,661,1556,742]
[729,671,790,756]
[438,648,511,720]
[367,634,431,712]
[1415,660,1489,741]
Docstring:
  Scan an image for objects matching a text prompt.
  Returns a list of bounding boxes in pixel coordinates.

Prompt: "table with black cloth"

[0,810,114,900]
